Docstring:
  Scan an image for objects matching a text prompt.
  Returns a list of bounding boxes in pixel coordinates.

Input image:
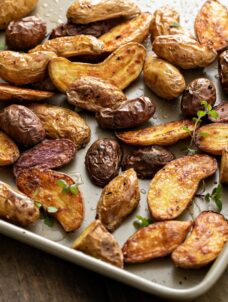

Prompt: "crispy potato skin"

[96,169,140,232]
[0,180,39,225]
[152,34,217,69]
[143,56,186,100]
[195,123,228,155]
[208,102,228,123]
[0,51,57,86]
[221,149,228,184]
[195,0,228,51]
[27,103,90,149]
[29,35,104,57]
[73,220,123,268]
[100,13,152,52]
[0,83,55,102]
[17,169,84,232]
[0,131,20,166]
[0,0,38,29]
[116,119,194,146]
[219,50,228,95]
[148,155,217,221]
[67,0,140,24]
[66,76,127,112]
[48,42,146,92]
[122,220,192,263]
[172,212,228,268]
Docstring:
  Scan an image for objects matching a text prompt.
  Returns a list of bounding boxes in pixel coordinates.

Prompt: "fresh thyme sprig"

[133,215,153,229]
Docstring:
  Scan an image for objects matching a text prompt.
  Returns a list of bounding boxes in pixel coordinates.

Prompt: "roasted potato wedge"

[66,76,127,112]
[116,119,194,146]
[67,0,140,24]
[122,220,192,263]
[27,103,90,149]
[152,34,217,69]
[143,56,186,100]
[73,220,123,268]
[195,0,228,51]
[0,180,39,225]
[29,35,104,58]
[0,0,38,29]
[17,168,84,232]
[0,51,57,86]
[195,123,228,155]
[49,42,146,92]
[0,83,55,102]
[219,50,228,95]
[208,102,228,123]
[100,13,152,52]
[147,155,217,221]
[172,212,228,268]
[0,131,20,166]
[221,148,228,184]
[96,169,140,232]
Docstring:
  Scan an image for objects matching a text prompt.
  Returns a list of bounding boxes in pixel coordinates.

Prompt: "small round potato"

[143,56,186,100]
[181,78,216,116]
[0,131,20,166]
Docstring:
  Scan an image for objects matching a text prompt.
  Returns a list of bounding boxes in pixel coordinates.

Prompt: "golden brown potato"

[152,34,217,69]
[27,103,90,149]
[172,212,228,268]
[116,119,194,146]
[96,169,140,232]
[122,220,192,263]
[195,0,228,51]
[0,180,39,225]
[67,0,140,24]
[0,83,55,102]
[29,35,105,57]
[100,13,152,52]
[0,131,20,166]
[16,168,84,232]
[195,123,228,155]
[0,0,38,29]
[221,149,228,184]
[147,155,217,221]
[48,42,146,92]
[143,56,186,100]
[73,220,123,268]
[0,51,57,86]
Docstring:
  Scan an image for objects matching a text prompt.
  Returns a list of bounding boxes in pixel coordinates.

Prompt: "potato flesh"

[0,131,20,166]
[100,13,152,52]
[48,42,146,92]
[195,123,228,155]
[116,119,194,146]
[195,0,228,51]
[16,168,84,232]
[172,212,228,268]
[122,220,192,263]
[147,155,217,221]
[73,220,124,268]
[220,149,228,184]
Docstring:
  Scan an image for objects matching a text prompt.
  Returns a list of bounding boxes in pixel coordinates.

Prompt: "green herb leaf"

[208,110,219,119]
[204,184,223,212]
[182,126,191,133]
[35,201,42,209]
[205,193,211,203]
[44,216,55,227]
[192,117,198,122]
[197,110,207,118]
[187,148,198,155]
[199,132,209,137]
[69,184,79,195]
[170,22,180,28]
[56,179,68,189]
[47,206,58,214]
[133,215,153,229]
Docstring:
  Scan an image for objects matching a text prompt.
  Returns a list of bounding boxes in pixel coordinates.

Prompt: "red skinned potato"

[218,50,228,95]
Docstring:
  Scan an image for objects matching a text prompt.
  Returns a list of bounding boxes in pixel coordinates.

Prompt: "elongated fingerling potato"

[17,168,84,232]
[0,181,39,225]
[96,169,140,232]
[123,220,192,263]
[221,149,228,184]
[0,131,20,166]
[195,123,228,155]
[172,212,228,268]
[29,35,104,57]
[195,0,228,51]
[116,120,194,146]
[49,42,146,92]
[148,155,217,221]
[100,13,152,52]
[73,220,123,268]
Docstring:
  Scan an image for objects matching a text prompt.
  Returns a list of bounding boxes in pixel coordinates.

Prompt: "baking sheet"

[0,0,228,300]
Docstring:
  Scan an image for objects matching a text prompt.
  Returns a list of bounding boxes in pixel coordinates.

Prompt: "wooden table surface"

[0,235,227,302]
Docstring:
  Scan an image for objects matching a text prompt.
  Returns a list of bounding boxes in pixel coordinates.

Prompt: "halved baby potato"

[220,148,228,184]
[172,211,228,268]
[147,155,217,221]
[0,131,20,166]
[16,168,84,232]
[72,220,123,268]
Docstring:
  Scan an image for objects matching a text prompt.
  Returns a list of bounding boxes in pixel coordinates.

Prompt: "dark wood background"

[0,235,227,302]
